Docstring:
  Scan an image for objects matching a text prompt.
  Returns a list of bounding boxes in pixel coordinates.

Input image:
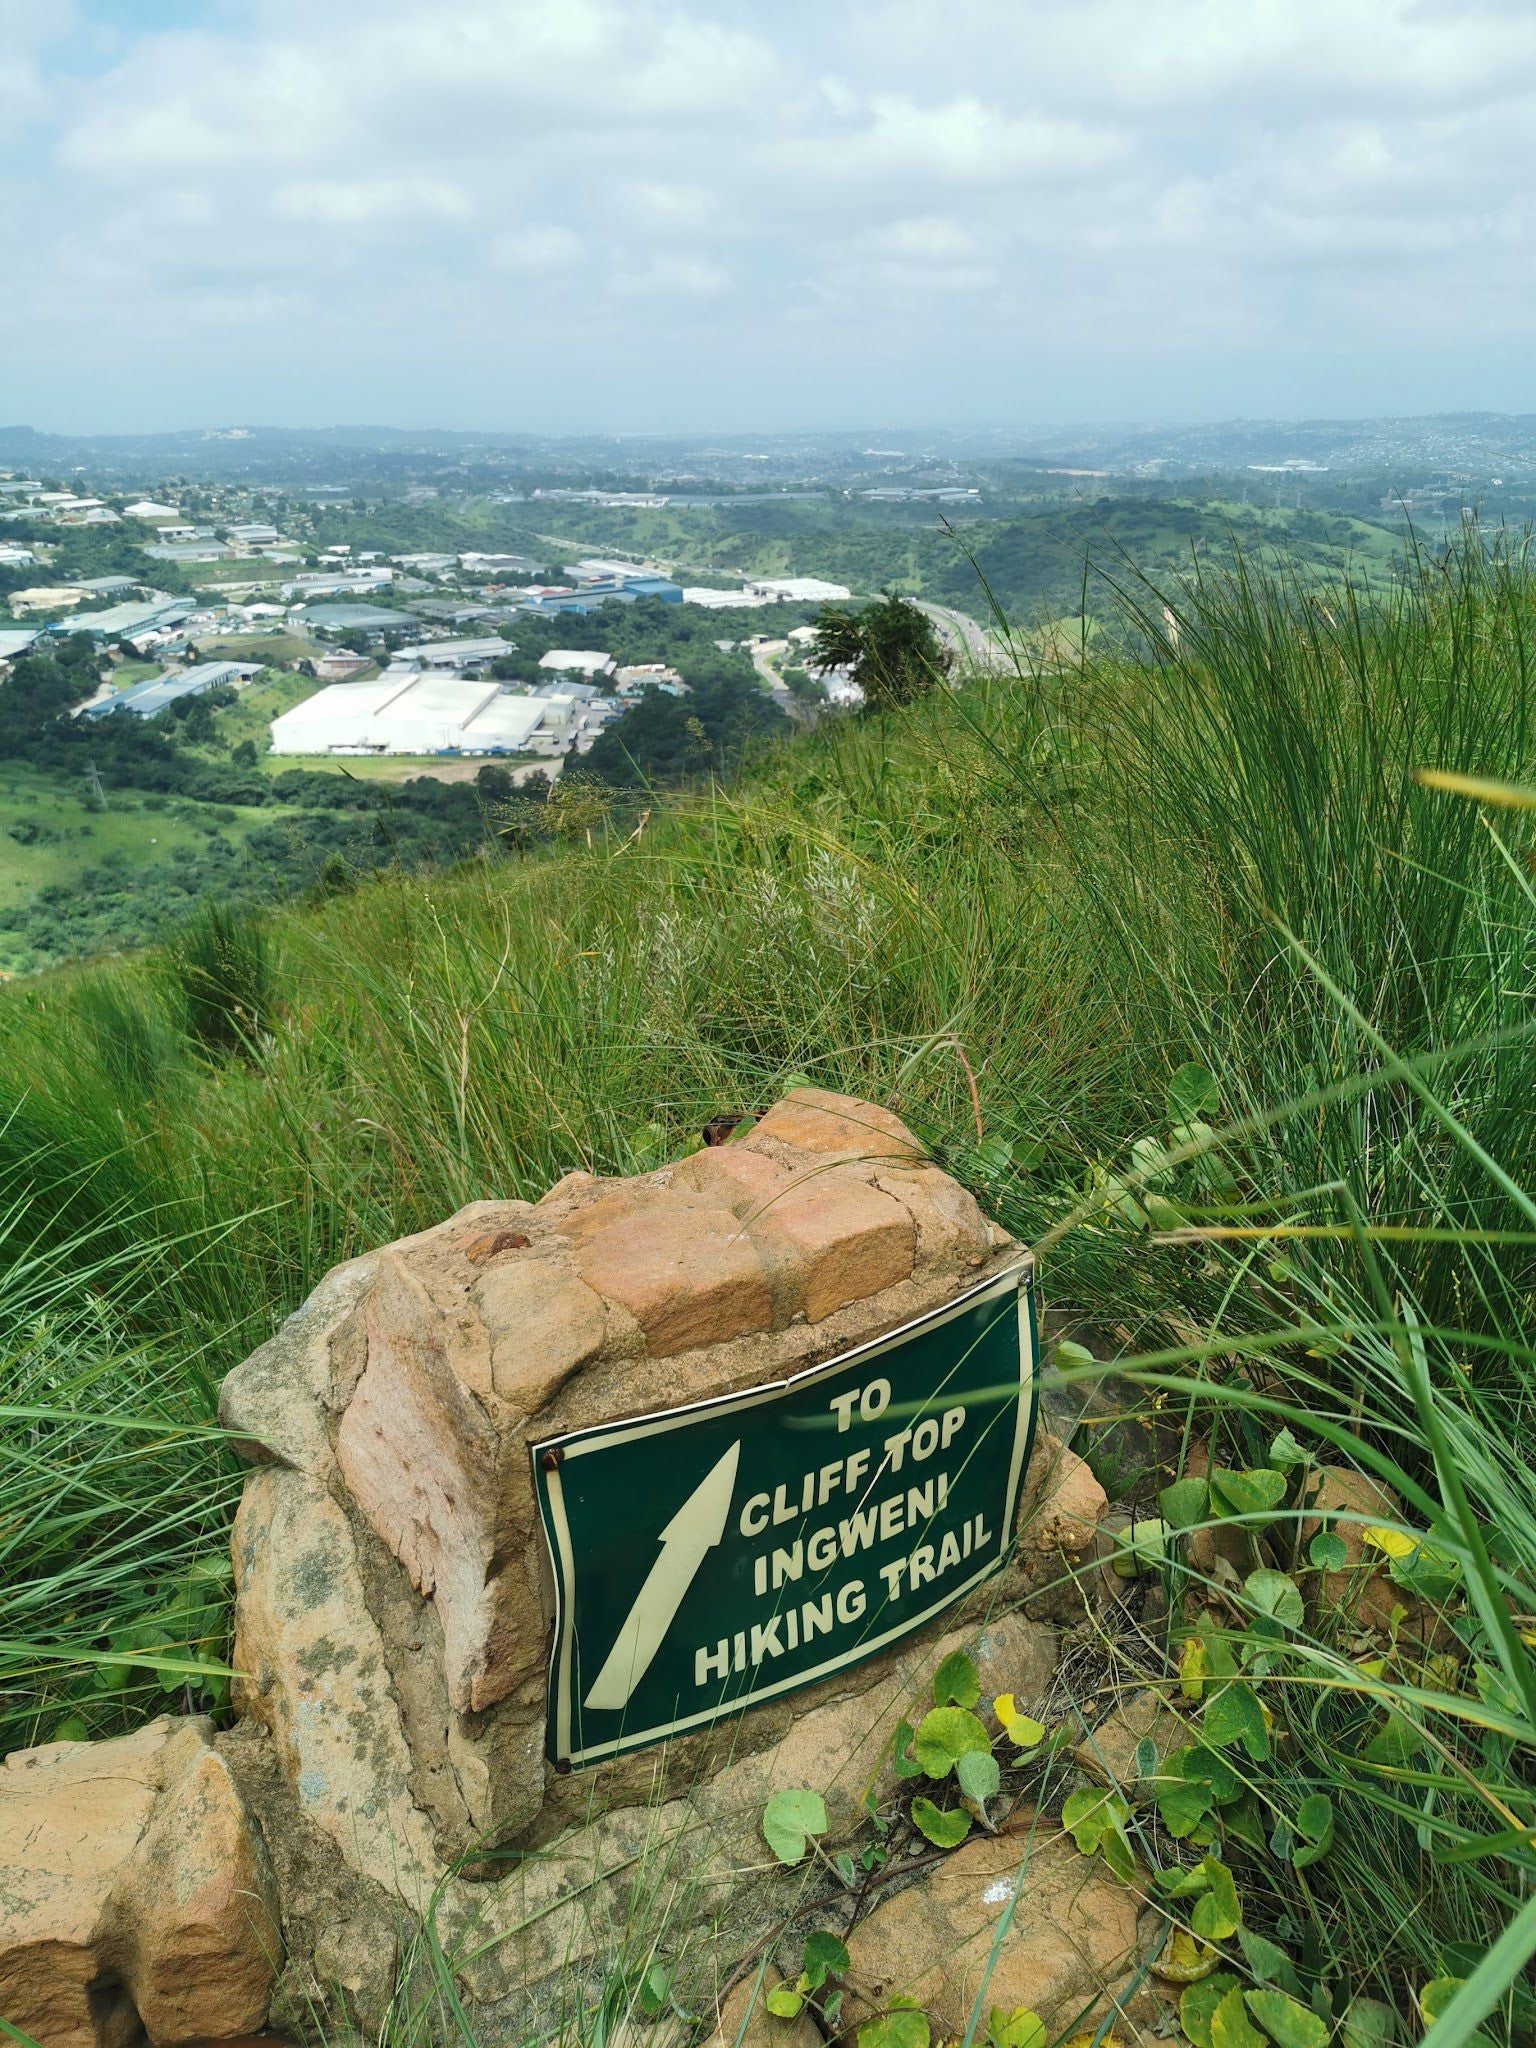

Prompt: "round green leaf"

[1180,1975,1242,2048]
[911,1795,971,1847]
[1169,1062,1220,1118]
[956,1748,1000,1801]
[1245,1569,1304,1630]
[1211,1984,1266,2048]
[1112,1517,1172,1577]
[766,1988,804,2021]
[1210,1467,1287,1520]
[913,1705,992,1778]
[1307,1532,1348,1572]
[762,1788,829,1865]
[859,1994,932,2048]
[1160,1476,1210,1530]
[1340,1996,1397,2048]
[800,1930,849,1990]
[1236,1928,1301,1996]
[989,2007,1047,2048]
[1292,1792,1334,1867]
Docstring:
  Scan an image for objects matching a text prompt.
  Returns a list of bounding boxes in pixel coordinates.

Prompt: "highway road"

[914,599,1008,669]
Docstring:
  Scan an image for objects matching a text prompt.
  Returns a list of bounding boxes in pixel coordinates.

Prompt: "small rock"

[1018,1432,1108,1554]
[0,1717,279,2048]
[1073,1688,1190,1790]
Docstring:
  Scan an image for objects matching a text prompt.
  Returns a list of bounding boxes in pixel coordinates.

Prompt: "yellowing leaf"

[995,1694,1046,1748]
[1413,766,1536,809]
[1362,1525,1417,1561]
[1243,1990,1327,2048]
[988,2007,1047,2048]
[1179,1634,1210,1701]
[1152,1928,1219,1984]
[1209,1985,1265,2048]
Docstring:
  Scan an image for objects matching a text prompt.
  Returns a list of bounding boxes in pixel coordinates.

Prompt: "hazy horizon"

[7,406,1536,448]
[7,1,1536,435]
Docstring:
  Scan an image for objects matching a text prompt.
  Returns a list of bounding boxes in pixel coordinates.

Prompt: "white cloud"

[5,0,1536,426]
[491,226,585,275]
[274,178,473,229]
[612,254,732,299]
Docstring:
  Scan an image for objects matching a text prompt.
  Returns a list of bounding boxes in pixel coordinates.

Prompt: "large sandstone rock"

[842,1824,1148,2038]
[0,1717,279,2048]
[208,1091,1114,2030]
[220,1089,1017,1860]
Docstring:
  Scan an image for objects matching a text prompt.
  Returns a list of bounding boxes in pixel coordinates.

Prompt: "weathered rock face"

[842,1824,1150,2039]
[0,1717,279,2048]
[220,1088,1032,1862]
[2,1092,1127,2046]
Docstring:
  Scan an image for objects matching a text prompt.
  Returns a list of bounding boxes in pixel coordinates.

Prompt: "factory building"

[82,661,263,719]
[269,674,576,758]
[55,596,194,640]
[398,637,509,671]
[746,577,853,602]
[537,649,616,680]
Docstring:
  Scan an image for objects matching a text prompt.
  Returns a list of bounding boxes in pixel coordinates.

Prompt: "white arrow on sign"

[583,1438,741,1714]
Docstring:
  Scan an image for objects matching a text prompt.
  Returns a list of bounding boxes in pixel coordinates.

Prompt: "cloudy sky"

[6,0,1536,434]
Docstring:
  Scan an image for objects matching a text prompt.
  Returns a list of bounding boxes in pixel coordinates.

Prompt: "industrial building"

[62,596,195,641]
[288,603,420,637]
[82,661,263,720]
[0,628,39,664]
[401,637,509,670]
[269,674,577,757]
[538,649,616,679]
[746,577,852,602]
[517,572,682,617]
[681,586,774,609]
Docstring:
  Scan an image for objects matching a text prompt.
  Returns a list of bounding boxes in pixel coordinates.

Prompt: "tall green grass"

[2,532,1535,2038]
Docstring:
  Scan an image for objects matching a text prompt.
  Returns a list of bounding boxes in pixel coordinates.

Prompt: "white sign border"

[534,1255,1038,1769]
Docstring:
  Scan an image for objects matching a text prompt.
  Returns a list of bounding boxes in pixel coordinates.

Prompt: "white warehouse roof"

[747,577,852,602]
[538,648,615,676]
[270,674,568,756]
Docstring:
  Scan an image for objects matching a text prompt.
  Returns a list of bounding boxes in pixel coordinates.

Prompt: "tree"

[809,592,952,712]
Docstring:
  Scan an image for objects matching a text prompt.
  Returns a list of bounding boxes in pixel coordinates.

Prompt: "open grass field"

[0,767,252,908]
[176,558,289,590]
[203,665,319,748]
[195,630,321,664]
[3,538,1535,2043]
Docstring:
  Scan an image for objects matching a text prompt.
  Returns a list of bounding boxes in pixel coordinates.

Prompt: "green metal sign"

[533,1258,1038,1769]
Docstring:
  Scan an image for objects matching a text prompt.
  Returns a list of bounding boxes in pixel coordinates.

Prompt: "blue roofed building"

[518,573,681,617]
[53,596,195,641]
[82,661,263,719]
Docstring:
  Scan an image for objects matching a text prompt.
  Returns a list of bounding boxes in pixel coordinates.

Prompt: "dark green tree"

[809,592,952,711]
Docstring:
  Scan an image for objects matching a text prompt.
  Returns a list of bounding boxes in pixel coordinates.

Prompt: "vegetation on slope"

[3,536,1536,2040]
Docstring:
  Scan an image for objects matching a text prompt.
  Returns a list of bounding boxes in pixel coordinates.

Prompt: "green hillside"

[4,540,1536,2041]
[527,494,1407,619]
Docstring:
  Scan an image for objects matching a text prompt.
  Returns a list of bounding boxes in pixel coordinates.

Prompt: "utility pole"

[85,760,107,809]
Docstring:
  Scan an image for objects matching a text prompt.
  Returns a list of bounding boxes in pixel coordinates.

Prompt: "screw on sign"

[533,1258,1038,1767]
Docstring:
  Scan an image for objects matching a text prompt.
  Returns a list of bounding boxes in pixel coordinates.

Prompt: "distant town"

[4,410,1533,972]
[0,470,866,767]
